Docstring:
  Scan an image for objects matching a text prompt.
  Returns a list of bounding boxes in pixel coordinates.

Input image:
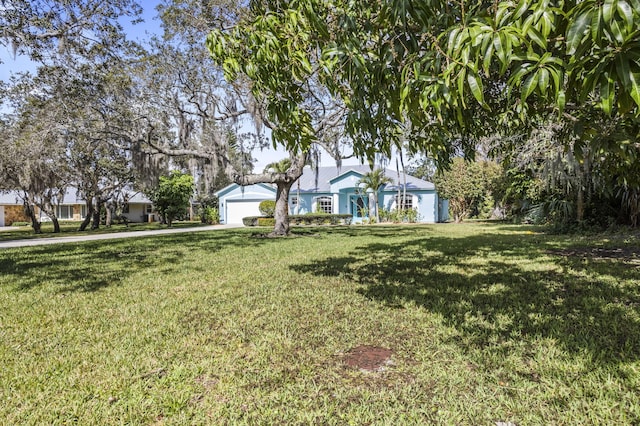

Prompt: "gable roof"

[0,188,150,205]
[293,165,435,192]
[213,182,276,197]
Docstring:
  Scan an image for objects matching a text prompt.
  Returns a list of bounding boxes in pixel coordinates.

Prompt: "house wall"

[380,190,440,223]
[122,203,149,223]
[291,192,334,214]
[72,204,84,221]
[4,205,29,225]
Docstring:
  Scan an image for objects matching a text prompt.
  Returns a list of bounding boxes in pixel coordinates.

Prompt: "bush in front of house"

[257,217,276,226]
[242,214,352,227]
[379,208,420,223]
[259,200,276,217]
[201,207,219,224]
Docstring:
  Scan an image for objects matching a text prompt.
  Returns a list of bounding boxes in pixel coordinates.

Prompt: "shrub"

[11,221,30,227]
[259,200,276,217]
[197,196,219,224]
[257,217,276,226]
[202,207,219,224]
[379,208,420,223]
[242,216,259,226]
[243,214,352,226]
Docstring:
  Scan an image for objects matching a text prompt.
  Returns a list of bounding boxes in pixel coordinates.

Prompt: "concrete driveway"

[0,224,243,250]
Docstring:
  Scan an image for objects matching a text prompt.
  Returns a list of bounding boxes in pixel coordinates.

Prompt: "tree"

[0,71,72,233]
[357,169,392,223]
[148,171,194,227]
[434,158,502,223]
[208,0,640,168]
[0,0,142,64]
[141,0,352,237]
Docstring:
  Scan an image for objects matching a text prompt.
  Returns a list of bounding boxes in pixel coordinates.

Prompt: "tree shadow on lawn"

[290,232,640,365]
[0,230,268,293]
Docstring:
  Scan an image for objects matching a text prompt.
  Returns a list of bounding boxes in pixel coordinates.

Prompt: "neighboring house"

[0,188,154,226]
[215,165,449,225]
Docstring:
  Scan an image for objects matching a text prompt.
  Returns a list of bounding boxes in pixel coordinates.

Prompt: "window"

[81,205,87,218]
[146,204,153,214]
[395,194,413,210]
[122,203,130,214]
[56,205,73,220]
[290,196,299,214]
[315,196,332,214]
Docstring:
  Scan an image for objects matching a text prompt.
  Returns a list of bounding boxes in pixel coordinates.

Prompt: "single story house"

[214,165,449,225]
[0,188,154,226]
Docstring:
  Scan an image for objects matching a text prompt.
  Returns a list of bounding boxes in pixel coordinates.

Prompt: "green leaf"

[483,43,494,75]
[527,26,547,49]
[602,0,617,24]
[617,1,634,32]
[566,11,591,54]
[457,68,467,105]
[513,0,529,19]
[600,70,615,115]
[557,89,566,112]
[609,17,625,43]
[521,71,538,101]
[447,28,460,57]
[629,70,640,106]
[538,68,550,93]
[467,72,485,104]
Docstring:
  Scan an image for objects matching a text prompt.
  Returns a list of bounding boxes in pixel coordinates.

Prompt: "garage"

[215,183,277,225]
[225,200,263,224]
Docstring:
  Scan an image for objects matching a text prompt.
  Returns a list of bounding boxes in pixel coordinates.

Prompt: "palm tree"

[357,169,392,223]
[263,158,292,174]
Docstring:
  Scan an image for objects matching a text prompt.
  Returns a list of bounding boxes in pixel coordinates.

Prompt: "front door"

[350,195,368,219]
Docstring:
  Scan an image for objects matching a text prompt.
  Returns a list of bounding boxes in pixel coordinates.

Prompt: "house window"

[81,205,87,218]
[56,205,73,220]
[290,196,298,214]
[395,194,413,210]
[315,196,332,214]
[146,204,153,214]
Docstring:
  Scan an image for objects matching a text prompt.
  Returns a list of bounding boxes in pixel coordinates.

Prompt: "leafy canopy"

[208,0,640,164]
[149,171,195,226]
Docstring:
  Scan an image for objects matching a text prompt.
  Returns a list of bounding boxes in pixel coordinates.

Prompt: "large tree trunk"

[51,216,60,233]
[233,152,307,237]
[272,182,293,236]
[79,200,93,231]
[91,198,101,230]
[105,204,112,227]
[25,202,42,234]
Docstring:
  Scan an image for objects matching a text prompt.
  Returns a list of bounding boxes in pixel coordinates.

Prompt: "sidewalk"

[0,224,243,249]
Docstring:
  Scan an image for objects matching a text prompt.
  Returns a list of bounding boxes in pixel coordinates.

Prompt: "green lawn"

[0,223,639,424]
[0,221,207,242]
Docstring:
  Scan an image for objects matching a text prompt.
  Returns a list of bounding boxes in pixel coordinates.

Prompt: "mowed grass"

[0,221,207,242]
[0,223,639,424]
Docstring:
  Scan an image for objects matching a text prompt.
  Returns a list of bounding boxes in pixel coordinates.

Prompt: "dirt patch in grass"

[342,345,394,372]
[548,247,640,265]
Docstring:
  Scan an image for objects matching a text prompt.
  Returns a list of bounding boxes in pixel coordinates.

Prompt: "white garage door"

[0,206,4,227]
[225,200,263,224]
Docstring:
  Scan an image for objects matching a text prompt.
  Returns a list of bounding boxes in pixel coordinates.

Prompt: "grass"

[0,221,207,242]
[0,222,639,424]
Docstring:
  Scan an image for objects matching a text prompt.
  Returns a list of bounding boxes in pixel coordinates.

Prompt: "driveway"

[0,224,243,249]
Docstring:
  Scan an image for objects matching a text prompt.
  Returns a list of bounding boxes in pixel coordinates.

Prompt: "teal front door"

[350,195,368,219]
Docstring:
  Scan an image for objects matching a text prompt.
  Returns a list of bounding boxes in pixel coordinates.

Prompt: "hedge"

[242,214,352,227]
